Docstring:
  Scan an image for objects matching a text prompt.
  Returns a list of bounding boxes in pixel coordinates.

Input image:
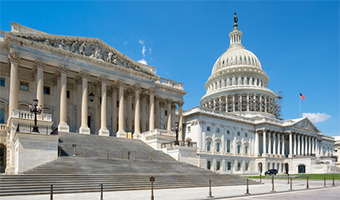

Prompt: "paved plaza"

[0,179,338,200]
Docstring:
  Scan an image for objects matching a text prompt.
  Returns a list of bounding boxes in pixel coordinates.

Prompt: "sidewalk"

[0,179,338,200]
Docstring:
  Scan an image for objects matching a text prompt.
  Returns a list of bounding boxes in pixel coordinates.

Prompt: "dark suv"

[265,169,278,175]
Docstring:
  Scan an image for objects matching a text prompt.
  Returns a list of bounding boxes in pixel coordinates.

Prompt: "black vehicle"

[265,169,278,175]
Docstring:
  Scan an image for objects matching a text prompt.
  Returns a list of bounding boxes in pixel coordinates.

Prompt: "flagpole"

[299,91,301,118]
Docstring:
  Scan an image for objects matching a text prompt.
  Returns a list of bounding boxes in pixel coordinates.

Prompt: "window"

[207,141,211,151]
[225,79,227,86]
[227,140,231,153]
[245,162,249,171]
[207,126,211,132]
[0,77,5,87]
[237,162,241,171]
[20,81,29,91]
[245,132,248,137]
[43,86,50,95]
[245,146,248,154]
[216,161,220,171]
[67,90,70,98]
[219,80,221,88]
[165,110,167,116]
[216,143,220,152]
[0,148,4,166]
[187,126,191,132]
[237,145,241,154]
[230,78,232,86]
[216,128,220,133]
[0,109,4,124]
[237,132,240,136]
[227,130,230,134]
[241,77,244,85]
[235,77,238,85]
[207,161,211,170]
[227,162,231,170]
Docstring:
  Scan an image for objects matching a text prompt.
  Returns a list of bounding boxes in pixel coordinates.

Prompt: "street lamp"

[171,122,181,145]
[89,92,95,102]
[29,98,42,133]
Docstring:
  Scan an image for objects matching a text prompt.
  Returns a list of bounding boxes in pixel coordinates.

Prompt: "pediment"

[292,118,319,132]
[7,32,157,77]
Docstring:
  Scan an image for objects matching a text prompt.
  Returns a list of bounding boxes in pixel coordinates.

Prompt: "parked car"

[265,169,278,175]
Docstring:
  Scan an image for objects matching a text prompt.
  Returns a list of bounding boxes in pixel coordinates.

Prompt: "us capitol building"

[0,17,336,175]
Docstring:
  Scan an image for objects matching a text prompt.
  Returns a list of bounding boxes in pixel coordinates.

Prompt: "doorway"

[298,164,306,174]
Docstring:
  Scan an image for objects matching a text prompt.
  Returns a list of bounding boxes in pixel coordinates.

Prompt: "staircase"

[0,132,259,196]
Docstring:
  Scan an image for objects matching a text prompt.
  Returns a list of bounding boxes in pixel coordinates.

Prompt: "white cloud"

[302,112,331,123]
[138,59,147,65]
[139,39,144,45]
[142,46,147,56]
[124,41,127,45]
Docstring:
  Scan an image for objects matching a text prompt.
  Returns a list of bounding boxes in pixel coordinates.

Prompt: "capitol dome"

[200,19,277,119]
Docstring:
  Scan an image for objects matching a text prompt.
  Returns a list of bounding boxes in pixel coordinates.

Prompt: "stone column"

[265,97,267,113]
[79,72,90,134]
[167,99,172,131]
[8,52,20,117]
[75,77,82,132]
[273,132,276,155]
[277,132,281,156]
[289,132,293,158]
[219,97,222,112]
[178,102,183,142]
[311,137,315,155]
[133,85,141,136]
[304,136,307,155]
[281,134,285,156]
[58,66,69,132]
[35,60,45,112]
[149,89,155,131]
[268,131,272,155]
[308,136,311,155]
[239,95,242,111]
[116,81,126,137]
[297,135,301,155]
[111,86,118,135]
[255,131,259,156]
[127,90,133,132]
[293,134,297,155]
[142,94,147,132]
[94,81,101,133]
[232,95,235,112]
[301,135,305,155]
[99,76,109,136]
[253,95,256,111]
[246,93,249,111]
[225,95,229,112]
[155,96,160,128]
[259,96,262,112]
[262,130,267,156]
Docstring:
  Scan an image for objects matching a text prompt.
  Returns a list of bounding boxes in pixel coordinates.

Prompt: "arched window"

[235,77,238,85]
[237,145,241,154]
[230,78,233,86]
[227,140,231,153]
[216,142,220,152]
[227,130,230,134]
[241,77,244,85]
[207,141,211,151]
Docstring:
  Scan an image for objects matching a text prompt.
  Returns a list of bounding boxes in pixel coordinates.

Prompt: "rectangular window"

[207,126,211,132]
[227,162,231,171]
[217,161,220,171]
[0,109,4,124]
[43,86,51,95]
[245,146,248,154]
[67,90,70,98]
[165,110,167,116]
[216,143,220,152]
[0,77,5,87]
[238,162,241,171]
[0,148,4,166]
[245,132,248,137]
[207,161,211,170]
[216,128,220,133]
[227,141,230,153]
[20,81,29,91]
[237,145,241,154]
[237,132,240,136]
[245,162,248,171]
[207,141,211,151]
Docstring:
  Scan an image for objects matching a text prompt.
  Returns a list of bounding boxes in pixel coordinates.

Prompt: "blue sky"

[0,1,339,137]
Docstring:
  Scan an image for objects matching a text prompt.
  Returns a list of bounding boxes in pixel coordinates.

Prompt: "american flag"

[300,93,306,101]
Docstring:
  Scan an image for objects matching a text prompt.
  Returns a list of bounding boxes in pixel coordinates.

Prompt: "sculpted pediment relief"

[293,118,319,132]
[10,33,157,77]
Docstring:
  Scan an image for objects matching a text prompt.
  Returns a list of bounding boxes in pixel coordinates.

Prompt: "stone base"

[99,128,110,136]
[262,153,267,157]
[133,133,142,139]
[79,126,90,134]
[116,130,126,138]
[58,122,69,132]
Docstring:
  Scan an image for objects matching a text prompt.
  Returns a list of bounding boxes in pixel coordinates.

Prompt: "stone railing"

[12,110,52,122]
[321,135,335,141]
[143,129,174,137]
[155,78,184,90]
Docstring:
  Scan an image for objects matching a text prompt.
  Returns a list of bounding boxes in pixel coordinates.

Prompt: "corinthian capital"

[80,71,90,79]
[58,65,69,74]
[99,75,109,84]
[8,52,21,64]
[34,59,46,69]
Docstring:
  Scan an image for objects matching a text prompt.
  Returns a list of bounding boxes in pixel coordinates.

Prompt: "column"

[94,81,101,133]
[35,60,45,112]
[99,76,109,136]
[133,85,141,136]
[75,77,82,132]
[79,72,90,134]
[219,97,222,112]
[58,66,69,132]
[253,95,256,111]
[268,131,272,155]
[262,130,267,156]
[171,104,176,127]
[239,95,242,111]
[297,135,301,155]
[264,97,267,113]
[304,136,307,155]
[273,132,276,155]
[232,95,235,112]
[255,131,259,156]
[111,86,117,135]
[142,94,147,132]
[225,95,229,112]
[155,96,160,128]
[127,90,133,132]
[289,132,293,158]
[116,81,126,137]
[293,134,297,155]
[311,137,315,155]
[281,134,285,156]
[301,135,305,155]
[149,89,155,131]
[277,132,281,156]
[167,99,172,131]
[178,102,183,142]
[308,136,311,155]
[259,96,262,112]
[246,94,249,111]
[8,52,20,117]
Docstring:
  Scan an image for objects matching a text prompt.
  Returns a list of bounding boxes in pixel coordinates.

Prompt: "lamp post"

[171,122,181,145]
[29,98,42,133]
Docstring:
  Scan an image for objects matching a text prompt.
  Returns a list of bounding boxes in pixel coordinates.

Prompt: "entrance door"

[285,163,289,174]
[298,165,306,174]
[0,146,5,173]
